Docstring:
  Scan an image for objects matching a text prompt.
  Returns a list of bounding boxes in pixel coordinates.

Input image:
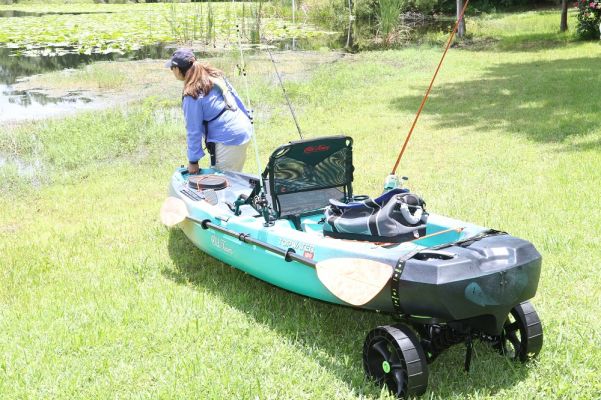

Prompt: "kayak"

[161,135,543,398]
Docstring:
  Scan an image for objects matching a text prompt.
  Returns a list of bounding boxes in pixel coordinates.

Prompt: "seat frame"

[259,135,355,229]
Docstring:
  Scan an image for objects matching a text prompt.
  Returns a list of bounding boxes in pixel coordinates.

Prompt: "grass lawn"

[1,8,601,400]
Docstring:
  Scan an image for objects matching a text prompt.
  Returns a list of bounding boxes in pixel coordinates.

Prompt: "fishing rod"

[265,46,303,139]
[390,0,470,176]
[232,0,264,185]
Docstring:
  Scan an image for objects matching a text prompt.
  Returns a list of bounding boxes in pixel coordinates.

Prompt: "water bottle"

[384,174,400,191]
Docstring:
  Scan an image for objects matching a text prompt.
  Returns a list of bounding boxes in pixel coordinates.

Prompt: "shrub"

[576,0,601,39]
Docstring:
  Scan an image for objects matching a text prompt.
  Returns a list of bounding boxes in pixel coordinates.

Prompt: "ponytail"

[182,61,224,99]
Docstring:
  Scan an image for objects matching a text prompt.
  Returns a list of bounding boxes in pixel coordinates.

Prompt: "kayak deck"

[174,167,485,250]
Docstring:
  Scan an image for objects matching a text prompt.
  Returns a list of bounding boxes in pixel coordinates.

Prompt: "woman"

[165,48,252,173]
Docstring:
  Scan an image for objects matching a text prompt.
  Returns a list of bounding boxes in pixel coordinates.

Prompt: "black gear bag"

[323,189,428,243]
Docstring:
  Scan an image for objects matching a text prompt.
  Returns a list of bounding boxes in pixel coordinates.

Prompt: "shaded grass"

[389,45,601,144]
[1,27,601,400]
[417,9,580,51]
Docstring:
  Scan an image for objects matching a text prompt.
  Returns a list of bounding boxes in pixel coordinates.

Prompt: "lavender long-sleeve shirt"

[182,80,252,163]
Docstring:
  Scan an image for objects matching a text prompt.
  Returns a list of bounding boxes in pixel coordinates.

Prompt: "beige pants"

[212,141,250,172]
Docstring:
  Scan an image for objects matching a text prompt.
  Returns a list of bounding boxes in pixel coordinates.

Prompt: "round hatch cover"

[188,175,228,191]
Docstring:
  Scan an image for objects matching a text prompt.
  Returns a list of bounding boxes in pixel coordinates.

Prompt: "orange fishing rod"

[390,0,470,175]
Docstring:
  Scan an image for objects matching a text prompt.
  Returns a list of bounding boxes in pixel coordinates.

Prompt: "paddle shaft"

[187,216,461,263]
[185,216,316,268]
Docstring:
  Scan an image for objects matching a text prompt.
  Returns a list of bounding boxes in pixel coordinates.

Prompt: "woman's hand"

[188,162,199,174]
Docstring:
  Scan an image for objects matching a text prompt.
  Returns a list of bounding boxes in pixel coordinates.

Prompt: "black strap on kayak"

[391,249,421,316]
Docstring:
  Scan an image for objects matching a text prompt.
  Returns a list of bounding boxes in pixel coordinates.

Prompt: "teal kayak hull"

[168,167,541,334]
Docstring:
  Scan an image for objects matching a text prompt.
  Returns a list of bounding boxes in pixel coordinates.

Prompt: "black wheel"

[363,324,428,399]
[494,301,543,362]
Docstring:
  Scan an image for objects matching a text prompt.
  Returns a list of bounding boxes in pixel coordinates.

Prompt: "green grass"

[2,11,601,400]
[467,9,580,49]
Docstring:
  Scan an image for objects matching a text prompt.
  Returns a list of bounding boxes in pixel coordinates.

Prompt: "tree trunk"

[456,0,466,38]
[560,0,568,32]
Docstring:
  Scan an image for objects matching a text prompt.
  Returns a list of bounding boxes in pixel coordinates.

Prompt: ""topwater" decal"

[279,238,315,259]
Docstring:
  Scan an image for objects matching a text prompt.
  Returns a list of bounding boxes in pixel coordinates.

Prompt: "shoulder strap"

[211,77,238,112]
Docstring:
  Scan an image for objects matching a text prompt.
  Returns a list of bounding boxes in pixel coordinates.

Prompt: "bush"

[576,0,601,39]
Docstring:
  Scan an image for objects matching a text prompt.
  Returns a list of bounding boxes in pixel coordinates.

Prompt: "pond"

[0,4,454,123]
[400,14,455,37]
[0,43,178,123]
[0,10,111,18]
[0,37,347,123]
[0,3,343,122]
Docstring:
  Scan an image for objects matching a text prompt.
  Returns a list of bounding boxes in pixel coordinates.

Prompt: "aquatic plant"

[0,3,332,57]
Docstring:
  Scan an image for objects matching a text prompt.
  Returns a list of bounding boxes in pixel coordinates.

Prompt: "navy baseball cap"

[164,48,195,70]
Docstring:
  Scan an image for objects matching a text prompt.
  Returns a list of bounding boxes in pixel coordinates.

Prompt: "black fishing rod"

[265,46,303,139]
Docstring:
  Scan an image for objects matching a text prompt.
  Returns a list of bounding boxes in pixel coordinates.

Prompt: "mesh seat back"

[265,136,354,217]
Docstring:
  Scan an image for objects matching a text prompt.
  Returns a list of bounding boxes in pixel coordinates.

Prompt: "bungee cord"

[390,0,470,175]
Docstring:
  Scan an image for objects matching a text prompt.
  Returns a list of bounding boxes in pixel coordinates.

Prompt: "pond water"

[0,36,342,123]
[0,43,176,123]
[0,10,112,18]
[400,14,455,36]
[0,6,453,123]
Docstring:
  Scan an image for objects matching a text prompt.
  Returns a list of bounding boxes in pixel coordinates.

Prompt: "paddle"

[160,196,392,306]
[160,196,189,227]
[316,258,392,306]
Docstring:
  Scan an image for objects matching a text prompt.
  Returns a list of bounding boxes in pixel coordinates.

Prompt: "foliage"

[576,0,601,38]
[0,3,331,56]
[302,0,569,49]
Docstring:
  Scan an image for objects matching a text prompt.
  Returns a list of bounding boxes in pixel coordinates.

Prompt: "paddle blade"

[160,197,188,227]
[316,258,393,306]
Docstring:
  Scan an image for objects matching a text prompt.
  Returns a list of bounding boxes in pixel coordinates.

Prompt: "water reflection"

[272,36,345,51]
[0,87,96,123]
[400,15,455,36]
[7,90,92,106]
[0,44,175,85]
[0,10,112,18]
[0,43,175,122]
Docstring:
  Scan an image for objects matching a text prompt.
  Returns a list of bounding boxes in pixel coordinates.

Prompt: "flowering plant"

[577,0,601,39]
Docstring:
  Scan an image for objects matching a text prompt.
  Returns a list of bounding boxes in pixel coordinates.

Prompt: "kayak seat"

[262,135,355,229]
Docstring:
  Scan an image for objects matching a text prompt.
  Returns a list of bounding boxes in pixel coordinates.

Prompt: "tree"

[560,0,569,32]
[457,0,466,37]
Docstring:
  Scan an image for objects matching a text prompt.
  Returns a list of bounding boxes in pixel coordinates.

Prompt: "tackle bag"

[323,188,428,243]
